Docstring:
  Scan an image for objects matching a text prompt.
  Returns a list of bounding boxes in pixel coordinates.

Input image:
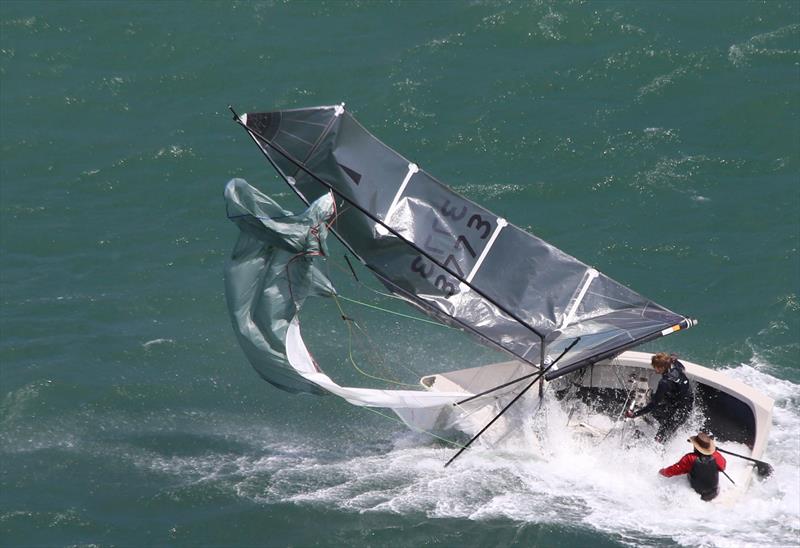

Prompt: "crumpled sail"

[224,178,468,420]
[234,105,695,380]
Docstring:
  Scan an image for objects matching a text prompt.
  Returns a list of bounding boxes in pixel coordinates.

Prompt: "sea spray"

[123,364,798,547]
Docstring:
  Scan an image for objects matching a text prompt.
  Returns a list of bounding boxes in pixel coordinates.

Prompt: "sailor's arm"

[713,452,727,471]
[659,453,696,477]
[631,378,668,417]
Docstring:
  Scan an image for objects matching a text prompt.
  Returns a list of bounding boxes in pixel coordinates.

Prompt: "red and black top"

[660,451,726,476]
[660,450,727,497]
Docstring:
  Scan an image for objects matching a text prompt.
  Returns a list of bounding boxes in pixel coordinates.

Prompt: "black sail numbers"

[409,198,495,299]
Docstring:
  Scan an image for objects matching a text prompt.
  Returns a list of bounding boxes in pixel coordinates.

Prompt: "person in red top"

[659,431,727,501]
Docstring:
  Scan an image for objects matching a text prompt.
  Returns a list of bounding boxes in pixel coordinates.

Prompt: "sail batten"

[561,268,599,329]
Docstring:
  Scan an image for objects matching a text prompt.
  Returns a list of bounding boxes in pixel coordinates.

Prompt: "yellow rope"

[335,295,452,328]
[332,294,418,388]
[326,256,452,328]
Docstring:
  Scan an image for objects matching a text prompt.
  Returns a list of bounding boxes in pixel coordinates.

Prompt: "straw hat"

[688,432,716,455]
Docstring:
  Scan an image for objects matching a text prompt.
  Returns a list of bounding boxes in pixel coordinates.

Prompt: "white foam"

[728,24,800,67]
[132,365,799,546]
[142,338,175,349]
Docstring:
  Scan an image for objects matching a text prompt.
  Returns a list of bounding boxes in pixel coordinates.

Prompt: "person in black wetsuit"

[625,352,694,443]
[659,432,727,501]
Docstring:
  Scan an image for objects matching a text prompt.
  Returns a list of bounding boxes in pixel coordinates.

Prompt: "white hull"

[414,351,774,500]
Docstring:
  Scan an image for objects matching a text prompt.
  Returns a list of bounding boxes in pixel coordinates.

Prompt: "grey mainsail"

[232,103,695,383]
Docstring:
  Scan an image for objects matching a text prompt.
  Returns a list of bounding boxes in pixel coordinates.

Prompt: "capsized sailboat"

[225,104,772,495]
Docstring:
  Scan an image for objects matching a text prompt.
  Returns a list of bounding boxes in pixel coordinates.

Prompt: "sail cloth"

[234,104,694,380]
[224,178,468,410]
[224,178,335,395]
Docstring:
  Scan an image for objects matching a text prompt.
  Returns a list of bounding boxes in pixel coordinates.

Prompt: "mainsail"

[230,104,696,383]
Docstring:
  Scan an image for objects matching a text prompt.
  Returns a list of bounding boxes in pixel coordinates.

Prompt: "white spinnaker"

[285,318,469,409]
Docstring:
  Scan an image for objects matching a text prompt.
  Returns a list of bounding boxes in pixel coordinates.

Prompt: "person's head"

[688,432,716,455]
[651,352,674,374]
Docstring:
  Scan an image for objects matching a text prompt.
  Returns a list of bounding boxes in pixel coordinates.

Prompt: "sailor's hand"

[624,409,635,419]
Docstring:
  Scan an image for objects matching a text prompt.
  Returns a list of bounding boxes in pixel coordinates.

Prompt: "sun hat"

[688,432,716,455]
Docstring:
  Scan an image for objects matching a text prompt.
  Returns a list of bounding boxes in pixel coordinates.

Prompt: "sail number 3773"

[409,199,492,298]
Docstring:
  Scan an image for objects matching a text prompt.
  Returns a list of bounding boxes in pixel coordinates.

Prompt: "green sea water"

[1,1,798,546]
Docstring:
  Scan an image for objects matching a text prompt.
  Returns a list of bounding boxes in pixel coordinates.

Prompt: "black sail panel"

[239,104,691,375]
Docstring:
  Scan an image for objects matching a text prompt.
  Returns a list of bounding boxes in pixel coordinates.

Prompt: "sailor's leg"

[654,405,691,443]
[654,422,671,444]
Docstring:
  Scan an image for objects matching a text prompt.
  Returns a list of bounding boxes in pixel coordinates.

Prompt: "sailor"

[659,432,727,501]
[624,352,693,442]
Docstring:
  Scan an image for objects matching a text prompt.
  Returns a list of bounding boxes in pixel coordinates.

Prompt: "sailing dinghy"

[225,104,773,499]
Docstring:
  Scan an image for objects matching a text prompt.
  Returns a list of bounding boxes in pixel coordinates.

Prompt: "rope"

[335,295,453,328]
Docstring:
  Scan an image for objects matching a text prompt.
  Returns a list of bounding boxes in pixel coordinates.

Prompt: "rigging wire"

[315,234,435,386]
[276,203,451,390]
[324,251,420,305]
[321,202,456,329]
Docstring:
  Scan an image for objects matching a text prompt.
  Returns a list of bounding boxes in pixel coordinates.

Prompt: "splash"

[133,363,798,547]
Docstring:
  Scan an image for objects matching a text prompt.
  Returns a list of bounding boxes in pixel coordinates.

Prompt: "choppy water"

[1,2,798,547]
